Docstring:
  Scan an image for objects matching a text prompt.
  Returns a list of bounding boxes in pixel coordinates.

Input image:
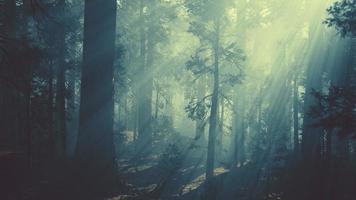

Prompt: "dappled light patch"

[235,159,251,168]
[180,164,204,174]
[181,167,229,195]
[108,195,137,200]
[213,167,230,176]
[181,173,205,195]
[125,164,154,173]
[266,192,283,200]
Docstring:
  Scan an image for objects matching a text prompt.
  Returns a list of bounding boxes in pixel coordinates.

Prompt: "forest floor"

[109,140,356,200]
[111,158,274,200]
[109,142,285,200]
[2,141,356,200]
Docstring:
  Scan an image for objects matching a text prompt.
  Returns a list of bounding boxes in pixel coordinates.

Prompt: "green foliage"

[310,86,356,138]
[221,43,246,66]
[185,47,212,75]
[184,0,246,124]
[185,0,233,20]
[188,20,214,42]
[185,96,211,121]
[325,0,356,37]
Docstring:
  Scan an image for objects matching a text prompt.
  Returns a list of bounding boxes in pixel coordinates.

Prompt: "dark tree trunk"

[75,0,117,196]
[2,0,16,34]
[217,98,224,158]
[155,83,159,120]
[145,34,154,143]
[133,101,138,141]
[293,75,299,155]
[55,9,67,157]
[325,130,332,162]
[22,0,33,169]
[154,81,159,139]
[231,92,241,168]
[239,118,246,164]
[231,105,238,168]
[66,68,78,157]
[48,63,54,157]
[124,95,129,130]
[301,29,327,200]
[233,90,246,166]
[0,0,16,151]
[302,43,325,162]
[25,87,32,168]
[206,18,220,182]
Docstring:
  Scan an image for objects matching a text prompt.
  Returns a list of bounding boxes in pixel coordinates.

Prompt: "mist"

[1,0,355,199]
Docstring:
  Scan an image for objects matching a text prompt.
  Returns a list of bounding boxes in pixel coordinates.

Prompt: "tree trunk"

[206,18,220,182]
[22,0,33,169]
[124,95,129,130]
[25,86,32,168]
[154,82,160,139]
[0,0,16,151]
[55,26,67,158]
[324,129,332,162]
[133,101,138,141]
[239,114,246,164]
[217,98,224,159]
[231,96,239,168]
[136,0,153,151]
[302,44,325,162]
[48,63,54,157]
[195,76,206,143]
[145,33,154,143]
[75,0,117,196]
[301,29,327,200]
[2,0,16,34]
[66,67,78,157]
[293,75,299,155]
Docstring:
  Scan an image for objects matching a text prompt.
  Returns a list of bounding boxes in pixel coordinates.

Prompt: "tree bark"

[231,95,239,168]
[206,18,220,182]
[293,75,299,155]
[0,0,16,151]
[22,0,33,169]
[136,0,153,151]
[195,76,206,142]
[2,0,16,34]
[75,0,117,196]
[155,82,159,120]
[55,1,67,156]
[301,28,327,200]
[48,63,54,157]
[217,98,224,159]
[66,67,78,157]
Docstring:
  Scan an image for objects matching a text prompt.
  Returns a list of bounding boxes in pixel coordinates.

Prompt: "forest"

[0,0,356,199]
